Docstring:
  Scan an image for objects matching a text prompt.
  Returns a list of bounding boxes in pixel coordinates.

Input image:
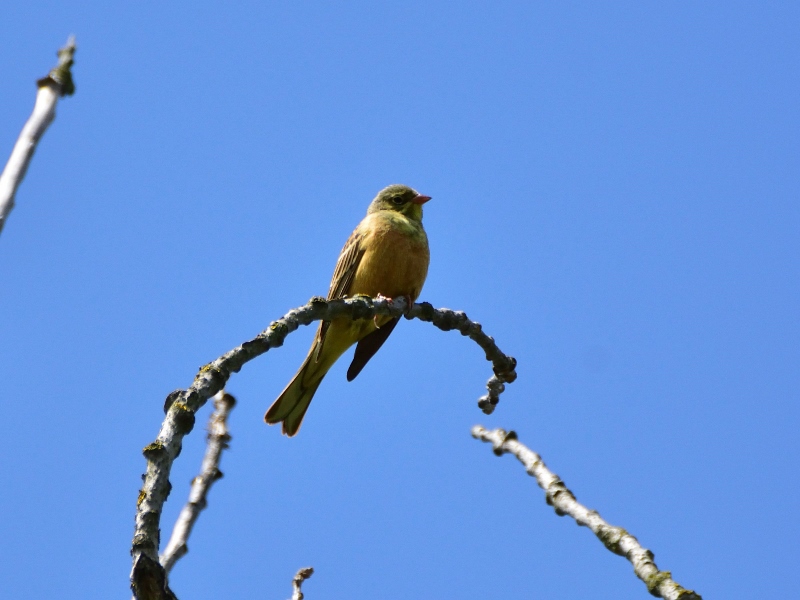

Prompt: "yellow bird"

[265,184,432,436]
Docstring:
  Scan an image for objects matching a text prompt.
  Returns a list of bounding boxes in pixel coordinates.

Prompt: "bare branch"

[409,300,516,414]
[131,296,516,598]
[290,567,314,600]
[471,426,701,600]
[0,36,76,235]
[160,391,236,574]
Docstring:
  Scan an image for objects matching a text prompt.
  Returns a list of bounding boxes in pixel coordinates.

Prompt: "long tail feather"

[265,352,326,436]
[280,378,323,436]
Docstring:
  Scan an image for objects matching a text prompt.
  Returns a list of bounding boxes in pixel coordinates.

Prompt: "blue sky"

[1,2,798,598]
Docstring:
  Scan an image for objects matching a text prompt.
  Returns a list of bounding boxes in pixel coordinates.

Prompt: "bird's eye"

[391,196,405,205]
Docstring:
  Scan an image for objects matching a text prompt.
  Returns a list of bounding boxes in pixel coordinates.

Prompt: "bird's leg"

[371,294,414,327]
[400,294,414,316]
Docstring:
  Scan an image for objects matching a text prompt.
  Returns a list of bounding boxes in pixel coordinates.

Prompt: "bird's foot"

[371,294,413,326]
[399,294,414,316]
[379,293,415,318]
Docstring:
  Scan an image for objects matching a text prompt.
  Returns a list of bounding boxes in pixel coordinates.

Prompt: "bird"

[265,184,431,436]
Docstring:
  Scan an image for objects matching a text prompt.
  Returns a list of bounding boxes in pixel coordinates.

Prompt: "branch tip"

[291,567,314,600]
[0,36,77,235]
[37,36,77,96]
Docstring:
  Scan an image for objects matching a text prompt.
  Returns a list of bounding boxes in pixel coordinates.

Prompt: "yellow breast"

[351,210,430,302]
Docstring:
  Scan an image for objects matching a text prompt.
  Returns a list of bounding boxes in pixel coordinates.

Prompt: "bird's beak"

[411,194,432,205]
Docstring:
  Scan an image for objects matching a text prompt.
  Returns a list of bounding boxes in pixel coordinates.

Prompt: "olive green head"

[367,184,431,222]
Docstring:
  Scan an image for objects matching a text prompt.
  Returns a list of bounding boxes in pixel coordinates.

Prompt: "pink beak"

[411,194,432,205]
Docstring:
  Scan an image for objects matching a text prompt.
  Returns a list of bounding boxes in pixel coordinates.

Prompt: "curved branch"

[0,36,76,235]
[131,296,516,598]
[160,391,236,574]
[471,426,701,600]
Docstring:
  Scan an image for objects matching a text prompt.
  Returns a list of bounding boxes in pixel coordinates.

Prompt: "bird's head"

[368,184,431,222]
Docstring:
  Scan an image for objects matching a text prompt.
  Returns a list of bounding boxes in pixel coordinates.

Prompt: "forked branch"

[160,391,236,574]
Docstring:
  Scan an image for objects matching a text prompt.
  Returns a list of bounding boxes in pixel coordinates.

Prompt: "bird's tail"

[265,353,325,437]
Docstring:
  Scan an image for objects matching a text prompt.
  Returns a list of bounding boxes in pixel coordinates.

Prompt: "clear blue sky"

[1,2,797,598]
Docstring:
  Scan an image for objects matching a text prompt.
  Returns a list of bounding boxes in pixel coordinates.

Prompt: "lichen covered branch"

[0,36,76,234]
[131,297,515,598]
[160,391,236,574]
[471,426,701,600]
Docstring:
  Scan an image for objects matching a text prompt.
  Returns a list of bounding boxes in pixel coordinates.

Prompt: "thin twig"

[160,391,236,574]
[0,36,76,235]
[290,567,314,600]
[131,296,516,599]
[471,426,701,600]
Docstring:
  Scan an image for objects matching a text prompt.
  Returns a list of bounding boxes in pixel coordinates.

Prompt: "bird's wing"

[313,228,366,361]
[327,228,365,301]
[346,316,399,381]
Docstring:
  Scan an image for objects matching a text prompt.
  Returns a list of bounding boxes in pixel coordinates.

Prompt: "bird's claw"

[372,294,414,327]
[401,295,413,315]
